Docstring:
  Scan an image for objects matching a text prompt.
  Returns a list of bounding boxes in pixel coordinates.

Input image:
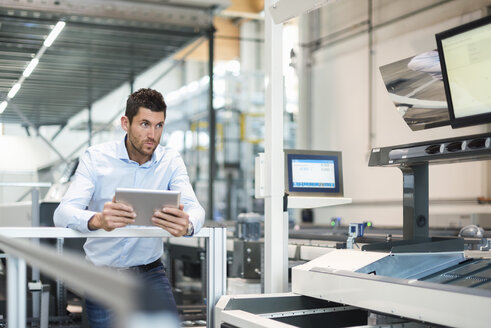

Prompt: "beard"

[127,133,157,157]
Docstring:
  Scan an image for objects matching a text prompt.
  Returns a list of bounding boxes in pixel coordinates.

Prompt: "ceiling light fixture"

[44,21,66,47]
[22,58,39,78]
[0,101,7,114]
[1,20,66,116]
[7,83,21,99]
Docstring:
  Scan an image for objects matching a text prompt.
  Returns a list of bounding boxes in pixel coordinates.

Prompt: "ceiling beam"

[0,0,218,29]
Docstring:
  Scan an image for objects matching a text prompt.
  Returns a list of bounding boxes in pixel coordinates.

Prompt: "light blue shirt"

[54,136,205,267]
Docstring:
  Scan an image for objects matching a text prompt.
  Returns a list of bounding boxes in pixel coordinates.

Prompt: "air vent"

[425,144,442,154]
[467,138,487,149]
[446,142,463,152]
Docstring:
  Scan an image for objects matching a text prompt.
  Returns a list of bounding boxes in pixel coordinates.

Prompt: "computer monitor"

[284,149,343,197]
[436,15,491,128]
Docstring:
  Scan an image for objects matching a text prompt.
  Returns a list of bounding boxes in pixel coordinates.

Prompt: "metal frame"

[0,226,226,328]
[205,226,227,326]
[208,27,216,221]
[401,163,429,240]
[9,103,68,163]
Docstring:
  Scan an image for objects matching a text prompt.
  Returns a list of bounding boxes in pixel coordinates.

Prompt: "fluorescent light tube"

[8,83,21,99]
[0,101,7,114]
[44,21,66,47]
[23,58,39,77]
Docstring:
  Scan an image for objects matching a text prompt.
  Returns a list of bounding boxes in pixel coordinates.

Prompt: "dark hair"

[125,88,167,123]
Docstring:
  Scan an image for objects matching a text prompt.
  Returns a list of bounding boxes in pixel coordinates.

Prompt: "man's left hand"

[152,204,189,237]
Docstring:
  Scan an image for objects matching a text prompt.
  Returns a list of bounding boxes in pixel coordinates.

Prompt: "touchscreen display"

[285,150,343,196]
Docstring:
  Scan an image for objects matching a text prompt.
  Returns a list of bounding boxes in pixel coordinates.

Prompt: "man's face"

[121,107,165,162]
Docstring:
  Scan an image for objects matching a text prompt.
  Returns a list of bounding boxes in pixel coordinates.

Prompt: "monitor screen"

[436,15,491,128]
[284,150,343,197]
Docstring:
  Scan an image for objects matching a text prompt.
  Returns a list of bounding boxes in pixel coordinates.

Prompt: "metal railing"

[0,226,226,328]
[0,182,53,319]
[0,182,52,222]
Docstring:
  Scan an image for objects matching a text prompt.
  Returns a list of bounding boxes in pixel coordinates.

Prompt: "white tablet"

[115,187,181,226]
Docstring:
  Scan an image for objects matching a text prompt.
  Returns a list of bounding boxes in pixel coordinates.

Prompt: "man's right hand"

[88,197,136,231]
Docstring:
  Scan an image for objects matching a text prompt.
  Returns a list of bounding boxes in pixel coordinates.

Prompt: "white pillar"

[297,10,319,150]
[264,0,287,293]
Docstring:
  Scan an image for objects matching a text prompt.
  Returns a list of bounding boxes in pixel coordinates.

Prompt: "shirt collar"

[151,142,164,165]
[116,135,130,162]
[117,134,163,167]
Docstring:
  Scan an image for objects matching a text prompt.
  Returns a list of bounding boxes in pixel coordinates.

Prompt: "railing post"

[40,284,50,328]
[31,187,41,319]
[7,255,26,328]
[19,258,27,328]
[56,237,66,316]
[206,227,226,328]
[7,255,18,328]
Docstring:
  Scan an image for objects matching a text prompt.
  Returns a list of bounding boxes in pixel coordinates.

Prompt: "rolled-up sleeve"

[168,154,205,234]
[53,151,96,233]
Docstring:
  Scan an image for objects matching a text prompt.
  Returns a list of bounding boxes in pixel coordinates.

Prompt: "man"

[54,88,205,327]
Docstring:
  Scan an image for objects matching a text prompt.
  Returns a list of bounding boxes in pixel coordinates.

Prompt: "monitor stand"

[362,163,464,253]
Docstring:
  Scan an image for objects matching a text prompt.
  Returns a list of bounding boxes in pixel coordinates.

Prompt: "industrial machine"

[215,16,491,328]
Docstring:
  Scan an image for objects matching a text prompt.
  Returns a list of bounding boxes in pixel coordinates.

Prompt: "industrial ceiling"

[0,0,229,127]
